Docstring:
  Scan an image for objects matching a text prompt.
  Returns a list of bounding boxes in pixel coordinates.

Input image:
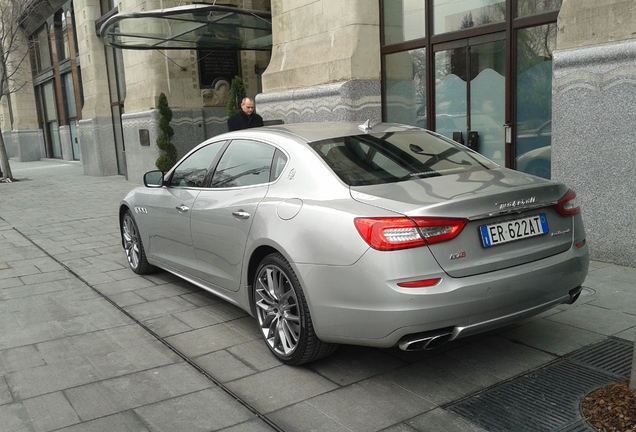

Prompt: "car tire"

[121,209,156,275]
[254,253,337,365]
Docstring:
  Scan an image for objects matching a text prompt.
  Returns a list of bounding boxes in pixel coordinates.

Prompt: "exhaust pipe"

[398,328,454,351]
[566,286,583,304]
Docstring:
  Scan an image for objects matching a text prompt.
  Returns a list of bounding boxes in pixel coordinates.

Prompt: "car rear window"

[309,131,497,186]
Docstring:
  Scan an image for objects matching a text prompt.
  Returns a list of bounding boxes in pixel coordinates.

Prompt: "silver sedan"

[119,122,589,365]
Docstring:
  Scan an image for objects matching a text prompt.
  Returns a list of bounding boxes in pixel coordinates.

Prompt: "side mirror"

[144,170,165,187]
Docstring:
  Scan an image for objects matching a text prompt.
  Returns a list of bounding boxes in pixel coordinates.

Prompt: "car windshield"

[309,130,497,186]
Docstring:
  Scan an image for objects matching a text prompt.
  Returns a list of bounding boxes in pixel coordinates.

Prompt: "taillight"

[555,189,580,216]
[354,217,467,251]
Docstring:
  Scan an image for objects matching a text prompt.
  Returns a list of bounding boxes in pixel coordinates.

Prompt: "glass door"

[434,36,506,165]
[42,82,63,159]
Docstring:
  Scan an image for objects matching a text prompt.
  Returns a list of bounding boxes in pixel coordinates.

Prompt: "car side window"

[168,141,225,187]
[271,149,288,181]
[211,140,276,188]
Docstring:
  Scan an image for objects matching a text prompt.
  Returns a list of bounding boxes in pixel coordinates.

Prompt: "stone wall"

[553,0,636,267]
[78,117,118,177]
[1,6,42,163]
[258,0,381,123]
[256,80,381,124]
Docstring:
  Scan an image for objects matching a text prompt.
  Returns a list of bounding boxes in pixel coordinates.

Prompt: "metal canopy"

[98,4,272,51]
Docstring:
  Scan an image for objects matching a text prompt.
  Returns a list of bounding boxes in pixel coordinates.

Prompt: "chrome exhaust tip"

[398,328,454,351]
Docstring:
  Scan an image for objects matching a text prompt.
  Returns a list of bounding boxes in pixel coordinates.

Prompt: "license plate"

[480,214,548,247]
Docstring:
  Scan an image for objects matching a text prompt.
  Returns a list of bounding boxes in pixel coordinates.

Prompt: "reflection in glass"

[310,131,497,187]
[49,122,62,159]
[435,41,505,165]
[470,41,505,165]
[433,0,505,34]
[517,0,562,17]
[69,120,80,161]
[212,141,275,188]
[169,141,225,187]
[60,12,71,60]
[382,0,426,45]
[36,27,52,71]
[515,24,556,179]
[43,82,57,121]
[384,49,426,128]
[434,48,467,139]
[63,73,77,117]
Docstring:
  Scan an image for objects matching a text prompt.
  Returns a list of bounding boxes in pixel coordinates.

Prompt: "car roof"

[236,121,424,143]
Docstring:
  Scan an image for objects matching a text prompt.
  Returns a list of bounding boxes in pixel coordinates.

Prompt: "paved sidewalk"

[1,159,634,432]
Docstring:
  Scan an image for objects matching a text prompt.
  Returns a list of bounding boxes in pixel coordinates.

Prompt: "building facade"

[1,0,634,267]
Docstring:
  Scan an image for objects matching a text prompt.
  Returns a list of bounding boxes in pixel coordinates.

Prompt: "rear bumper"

[295,243,589,348]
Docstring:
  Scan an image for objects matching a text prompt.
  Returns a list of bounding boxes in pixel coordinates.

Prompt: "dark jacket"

[227,110,264,131]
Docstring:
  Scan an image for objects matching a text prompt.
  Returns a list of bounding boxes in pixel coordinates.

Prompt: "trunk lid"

[351,169,574,277]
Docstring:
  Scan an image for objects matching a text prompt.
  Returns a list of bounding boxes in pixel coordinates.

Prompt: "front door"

[434,35,506,165]
[190,139,277,292]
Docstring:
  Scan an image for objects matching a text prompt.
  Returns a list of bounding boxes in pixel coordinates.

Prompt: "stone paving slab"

[1,161,277,432]
[1,159,635,432]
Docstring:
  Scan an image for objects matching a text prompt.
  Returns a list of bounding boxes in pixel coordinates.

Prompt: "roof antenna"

[358,119,371,132]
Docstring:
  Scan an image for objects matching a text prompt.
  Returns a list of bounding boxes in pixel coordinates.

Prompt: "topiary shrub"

[226,76,247,117]
[155,92,177,172]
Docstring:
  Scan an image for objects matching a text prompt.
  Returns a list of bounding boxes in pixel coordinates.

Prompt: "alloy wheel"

[255,264,301,357]
[122,213,141,270]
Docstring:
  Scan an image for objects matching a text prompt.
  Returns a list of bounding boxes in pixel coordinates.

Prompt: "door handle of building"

[467,131,479,151]
[232,211,251,220]
[176,205,189,213]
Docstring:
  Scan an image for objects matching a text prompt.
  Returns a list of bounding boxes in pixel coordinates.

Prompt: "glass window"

[385,49,427,128]
[469,41,506,165]
[43,82,57,121]
[69,120,80,161]
[49,122,62,158]
[35,26,52,71]
[61,12,71,60]
[434,47,468,120]
[106,47,127,101]
[169,141,225,187]
[212,140,276,188]
[54,11,70,62]
[382,0,426,45]
[515,23,557,179]
[433,0,505,34]
[100,0,117,15]
[517,0,562,17]
[63,73,77,117]
[271,149,288,181]
[310,132,496,187]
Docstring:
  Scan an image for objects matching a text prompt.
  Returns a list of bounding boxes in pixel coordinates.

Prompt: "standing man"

[227,97,264,131]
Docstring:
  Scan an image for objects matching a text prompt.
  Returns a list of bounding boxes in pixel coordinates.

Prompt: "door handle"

[232,211,251,220]
[175,205,189,213]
